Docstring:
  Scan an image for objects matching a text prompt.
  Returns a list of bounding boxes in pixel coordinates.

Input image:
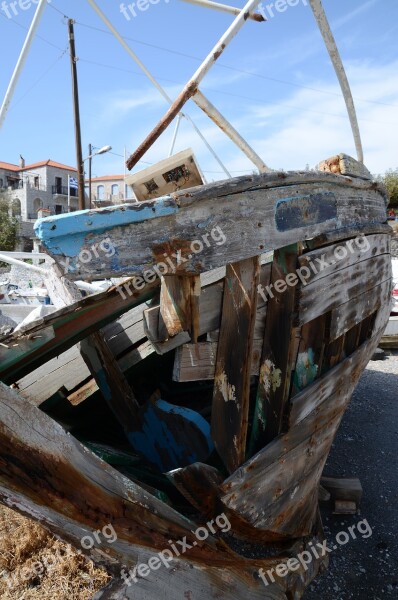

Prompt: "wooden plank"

[35,173,388,281]
[211,257,260,473]
[250,245,300,454]
[297,253,391,326]
[329,279,392,341]
[304,223,391,251]
[173,339,263,382]
[0,278,159,384]
[298,233,390,287]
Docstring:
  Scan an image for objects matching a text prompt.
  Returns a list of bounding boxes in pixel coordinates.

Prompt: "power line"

[10,47,69,111]
[73,17,398,109]
[0,10,64,51]
[77,57,398,126]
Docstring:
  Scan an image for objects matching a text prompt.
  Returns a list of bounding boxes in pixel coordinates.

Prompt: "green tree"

[379,168,398,207]
[0,194,18,251]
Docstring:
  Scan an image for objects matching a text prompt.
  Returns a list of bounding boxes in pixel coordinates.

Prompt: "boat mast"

[0,0,48,130]
[86,0,231,178]
[308,0,364,163]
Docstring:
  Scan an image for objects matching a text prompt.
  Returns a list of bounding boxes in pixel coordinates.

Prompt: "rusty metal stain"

[213,43,226,62]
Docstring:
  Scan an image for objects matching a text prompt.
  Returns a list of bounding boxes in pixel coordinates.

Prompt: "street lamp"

[83,144,112,209]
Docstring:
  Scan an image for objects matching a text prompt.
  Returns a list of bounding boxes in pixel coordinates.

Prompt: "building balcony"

[51,185,78,197]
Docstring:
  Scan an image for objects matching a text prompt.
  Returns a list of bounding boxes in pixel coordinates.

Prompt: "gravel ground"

[305,349,398,600]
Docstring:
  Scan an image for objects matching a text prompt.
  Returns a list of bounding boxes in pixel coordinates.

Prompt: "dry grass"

[0,505,111,599]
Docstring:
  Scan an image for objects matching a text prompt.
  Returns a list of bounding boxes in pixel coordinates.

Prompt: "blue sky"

[0,0,397,181]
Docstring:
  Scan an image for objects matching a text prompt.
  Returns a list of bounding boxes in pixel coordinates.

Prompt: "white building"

[87,174,135,207]
[0,157,80,250]
[0,158,80,220]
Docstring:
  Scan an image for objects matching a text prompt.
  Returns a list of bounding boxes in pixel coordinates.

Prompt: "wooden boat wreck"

[0,1,394,598]
[0,158,393,598]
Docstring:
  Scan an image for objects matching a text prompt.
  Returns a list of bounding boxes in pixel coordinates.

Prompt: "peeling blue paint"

[293,349,318,391]
[275,192,337,232]
[34,198,178,258]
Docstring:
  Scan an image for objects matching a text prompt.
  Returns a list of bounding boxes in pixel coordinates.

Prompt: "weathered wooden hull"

[0,167,392,598]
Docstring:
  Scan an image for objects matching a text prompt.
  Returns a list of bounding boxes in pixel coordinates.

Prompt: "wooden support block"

[333,500,357,515]
[159,275,201,341]
[211,256,261,473]
[320,476,363,506]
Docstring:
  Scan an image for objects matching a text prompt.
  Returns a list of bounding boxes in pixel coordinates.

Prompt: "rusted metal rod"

[86,0,230,177]
[178,0,265,22]
[308,0,363,163]
[126,0,263,170]
[194,90,270,172]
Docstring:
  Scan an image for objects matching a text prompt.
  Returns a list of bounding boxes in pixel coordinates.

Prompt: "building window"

[55,177,62,194]
[34,176,39,189]
[0,178,3,189]
[12,198,21,217]
[111,184,119,196]
[97,185,105,200]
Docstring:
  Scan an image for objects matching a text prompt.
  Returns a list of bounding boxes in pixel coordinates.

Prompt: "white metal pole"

[0,0,48,130]
[308,0,363,163]
[125,0,263,170]
[194,90,270,172]
[85,0,230,177]
[68,175,71,211]
[169,113,182,157]
[177,0,264,21]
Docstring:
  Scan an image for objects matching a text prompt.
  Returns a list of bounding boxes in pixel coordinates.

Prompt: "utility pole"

[68,19,85,210]
[88,143,92,209]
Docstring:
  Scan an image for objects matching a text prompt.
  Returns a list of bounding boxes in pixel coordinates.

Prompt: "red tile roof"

[0,159,77,172]
[0,161,20,171]
[22,159,77,171]
[88,175,125,182]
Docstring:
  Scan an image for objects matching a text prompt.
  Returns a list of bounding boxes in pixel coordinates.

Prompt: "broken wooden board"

[0,278,159,384]
[166,463,223,515]
[250,245,300,454]
[220,323,386,538]
[329,278,392,341]
[35,172,388,281]
[211,257,260,473]
[317,153,372,180]
[0,381,327,600]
